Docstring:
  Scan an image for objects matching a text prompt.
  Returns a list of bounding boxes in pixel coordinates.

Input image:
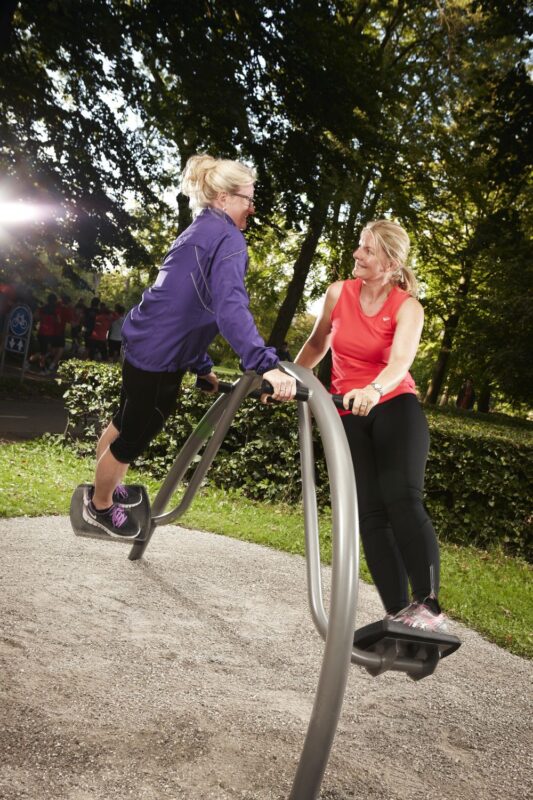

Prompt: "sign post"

[0,304,33,381]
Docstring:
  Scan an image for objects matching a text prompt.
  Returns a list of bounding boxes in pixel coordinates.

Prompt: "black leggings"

[110,359,185,463]
[341,393,440,614]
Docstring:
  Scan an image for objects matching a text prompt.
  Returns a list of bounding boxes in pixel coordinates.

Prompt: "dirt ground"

[1,516,531,800]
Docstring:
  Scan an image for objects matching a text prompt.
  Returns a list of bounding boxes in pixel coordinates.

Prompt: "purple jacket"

[121,208,279,375]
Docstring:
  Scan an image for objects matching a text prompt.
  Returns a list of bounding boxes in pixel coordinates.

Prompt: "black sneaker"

[83,501,140,539]
[112,484,143,508]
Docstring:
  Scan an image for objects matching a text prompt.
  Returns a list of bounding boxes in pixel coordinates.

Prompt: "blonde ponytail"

[392,264,419,298]
[180,154,256,214]
[364,219,419,298]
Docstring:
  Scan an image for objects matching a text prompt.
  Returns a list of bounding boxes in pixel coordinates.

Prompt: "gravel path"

[1,516,531,800]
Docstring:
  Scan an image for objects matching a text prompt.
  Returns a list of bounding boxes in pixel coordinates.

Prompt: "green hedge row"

[57,360,532,561]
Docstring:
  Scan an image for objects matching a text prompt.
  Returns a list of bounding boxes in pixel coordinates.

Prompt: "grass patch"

[439,543,532,655]
[0,437,530,659]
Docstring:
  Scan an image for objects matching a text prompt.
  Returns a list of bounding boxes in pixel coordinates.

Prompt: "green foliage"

[57,360,124,454]
[96,266,152,312]
[398,4,533,407]
[1,0,168,291]
[58,360,532,561]
[3,1,531,410]
[423,407,532,559]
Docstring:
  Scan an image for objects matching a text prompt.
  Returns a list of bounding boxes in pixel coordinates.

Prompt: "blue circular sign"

[9,305,32,337]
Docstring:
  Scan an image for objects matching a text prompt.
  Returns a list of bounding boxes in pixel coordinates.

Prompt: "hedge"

[57,360,532,561]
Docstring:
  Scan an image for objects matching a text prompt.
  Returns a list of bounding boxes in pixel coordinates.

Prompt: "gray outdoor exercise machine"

[70,363,461,800]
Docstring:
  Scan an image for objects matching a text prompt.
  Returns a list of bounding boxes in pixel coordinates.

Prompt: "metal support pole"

[291,368,432,683]
[283,364,359,800]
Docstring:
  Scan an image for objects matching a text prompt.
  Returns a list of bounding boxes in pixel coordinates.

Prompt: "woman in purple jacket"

[84,154,296,538]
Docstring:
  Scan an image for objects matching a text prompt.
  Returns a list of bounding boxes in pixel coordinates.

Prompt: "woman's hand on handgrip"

[261,368,297,403]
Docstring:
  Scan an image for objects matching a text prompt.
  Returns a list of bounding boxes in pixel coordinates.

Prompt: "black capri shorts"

[110,358,186,464]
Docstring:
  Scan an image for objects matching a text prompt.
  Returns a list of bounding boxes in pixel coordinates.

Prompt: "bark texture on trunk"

[424,313,459,404]
[267,192,331,350]
[0,0,19,55]
[425,268,472,404]
[477,383,491,413]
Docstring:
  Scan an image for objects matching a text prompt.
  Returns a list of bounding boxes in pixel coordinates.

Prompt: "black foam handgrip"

[331,394,354,410]
[196,377,233,394]
[255,379,309,402]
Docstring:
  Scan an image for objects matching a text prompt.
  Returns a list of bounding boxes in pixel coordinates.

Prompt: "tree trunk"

[425,266,472,404]
[177,191,192,235]
[267,192,331,349]
[477,383,491,413]
[438,384,450,406]
[176,145,195,233]
[339,203,357,277]
[317,348,333,390]
[424,313,459,404]
[0,0,19,55]
[339,169,374,277]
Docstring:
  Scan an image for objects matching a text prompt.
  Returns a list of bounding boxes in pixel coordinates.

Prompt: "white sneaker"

[392,601,448,633]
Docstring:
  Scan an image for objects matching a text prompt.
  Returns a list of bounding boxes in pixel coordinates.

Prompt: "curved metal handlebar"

[196,375,353,410]
[195,375,311,402]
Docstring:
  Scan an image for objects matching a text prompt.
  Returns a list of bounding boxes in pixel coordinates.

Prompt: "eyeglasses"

[231,192,255,208]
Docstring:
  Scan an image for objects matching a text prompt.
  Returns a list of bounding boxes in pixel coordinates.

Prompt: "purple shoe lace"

[114,484,128,500]
[110,505,129,528]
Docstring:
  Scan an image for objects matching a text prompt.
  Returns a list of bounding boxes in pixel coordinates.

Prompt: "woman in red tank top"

[295,219,448,633]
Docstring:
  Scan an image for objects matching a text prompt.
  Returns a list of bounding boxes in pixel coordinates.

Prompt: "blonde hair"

[180,154,256,214]
[363,219,419,298]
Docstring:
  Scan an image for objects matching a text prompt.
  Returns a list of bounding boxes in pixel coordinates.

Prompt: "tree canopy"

[1,0,531,410]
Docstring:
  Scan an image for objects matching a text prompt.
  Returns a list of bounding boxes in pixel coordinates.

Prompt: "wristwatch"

[370,382,384,398]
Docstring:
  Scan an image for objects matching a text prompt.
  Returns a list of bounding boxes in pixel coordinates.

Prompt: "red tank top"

[330,279,417,406]
[38,308,59,337]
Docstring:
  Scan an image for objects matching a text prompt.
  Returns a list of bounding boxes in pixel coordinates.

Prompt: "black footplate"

[69,483,151,543]
[353,619,462,681]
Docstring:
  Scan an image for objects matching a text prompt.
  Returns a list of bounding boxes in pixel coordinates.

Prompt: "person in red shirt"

[107,303,126,362]
[295,219,447,634]
[0,275,17,334]
[70,299,87,357]
[82,297,100,355]
[48,294,74,373]
[30,293,60,371]
[88,302,114,361]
